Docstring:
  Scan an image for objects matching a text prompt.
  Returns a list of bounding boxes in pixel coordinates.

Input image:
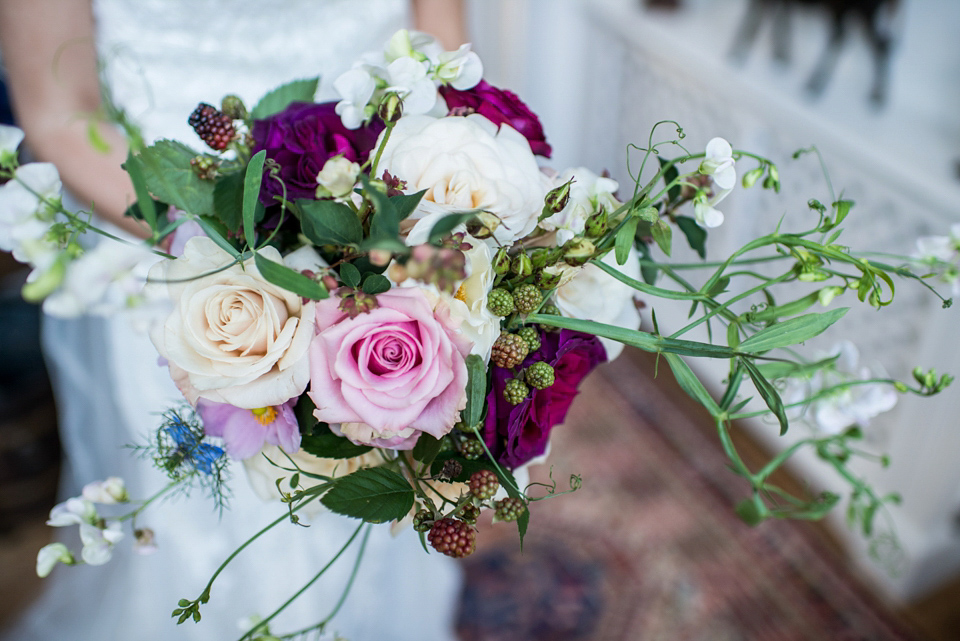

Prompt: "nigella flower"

[197,399,300,460]
[156,409,226,476]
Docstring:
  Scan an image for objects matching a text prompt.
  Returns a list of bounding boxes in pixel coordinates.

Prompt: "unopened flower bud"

[741,167,763,188]
[82,477,129,504]
[541,179,573,221]
[491,247,511,275]
[466,212,500,239]
[316,155,360,199]
[368,249,393,267]
[511,252,533,279]
[535,268,562,289]
[36,543,75,577]
[562,238,596,267]
[220,94,248,120]
[378,92,403,124]
[584,210,608,237]
[530,248,550,269]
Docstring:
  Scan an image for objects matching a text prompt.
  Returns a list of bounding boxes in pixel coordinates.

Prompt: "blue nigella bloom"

[158,410,225,477]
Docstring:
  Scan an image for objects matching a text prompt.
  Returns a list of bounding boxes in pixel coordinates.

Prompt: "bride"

[0,1,468,639]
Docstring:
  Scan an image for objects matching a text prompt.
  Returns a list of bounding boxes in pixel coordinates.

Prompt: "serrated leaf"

[427,210,478,243]
[738,308,848,353]
[361,273,391,295]
[320,467,415,522]
[615,216,640,265]
[213,171,245,232]
[675,215,707,259]
[254,253,329,300]
[129,140,215,217]
[339,262,361,288]
[299,199,363,246]
[463,354,488,429]
[243,150,267,248]
[412,434,443,466]
[651,218,672,256]
[741,358,789,435]
[300,429,373,460]
[251,77,320,120]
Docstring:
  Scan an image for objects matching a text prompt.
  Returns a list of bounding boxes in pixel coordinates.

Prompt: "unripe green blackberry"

[491,332,529,369]
[513,284,543,314]
[459,503,481,525]
[413,509,434,533]
[494,497,526,522]
[428,517,477,558]
[459,439,484,460]
[487,288,515,317]
[188,103,235,151]
[468,469,500,500]
[511,252,533,279]
[517,326,541,352]
[525,362,555,390]
[220,94,248,120]
[189,155,219,180]
[540,304,561,317]
[503,378,529,405]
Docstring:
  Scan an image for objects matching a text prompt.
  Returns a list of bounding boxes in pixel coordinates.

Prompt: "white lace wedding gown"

[1,2,461,640]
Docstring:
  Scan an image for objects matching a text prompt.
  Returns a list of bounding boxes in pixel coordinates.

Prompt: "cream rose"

[376,114,546,244]
[149,237,317,409]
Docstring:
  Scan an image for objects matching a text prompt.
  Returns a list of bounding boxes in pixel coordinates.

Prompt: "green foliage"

[250,77,320,120]
[243,150,267,247]
[462,354,488,430]
[319,467,414,523]
[253,253,328,300]
[213,171,245,232]
[427,211,478,243]
[738,308,848,353]
[675,215,707,258]
[299,199,363,247]
[127,140,215,217]
[300,426,373,460]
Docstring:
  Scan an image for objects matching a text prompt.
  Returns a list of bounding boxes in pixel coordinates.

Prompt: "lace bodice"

[94,0,407,143]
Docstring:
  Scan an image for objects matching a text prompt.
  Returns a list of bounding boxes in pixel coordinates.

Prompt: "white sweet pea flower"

[47,497,98,527]
[782,341,897,434]
[316,155,361,199]
[383,56,437,115]
[36,543,75,577]
[434,45,483,90]
[540,167,620,245]
[81,477,129,504]
[0,162,62,255]
[0,124,24,166]
[554,248,642,361]
[384,28,419,62]
[913,224,960,294]
[79,520,124,566]
[699,137,737,191]
[334,67,377,130]
[693,191,726,228]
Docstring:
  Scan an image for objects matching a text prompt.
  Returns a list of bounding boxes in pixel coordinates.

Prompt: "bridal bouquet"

[1,29,953,640]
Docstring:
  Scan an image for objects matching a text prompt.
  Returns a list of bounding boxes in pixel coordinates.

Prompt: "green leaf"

[128,140,215,217]
[463,354,488,429]
[412,434,443,466]
[741,358,789,435]
[213,171,245,232]
[243,150,267,248]
[320,467,414,522]
[663,352,722,417]
[615,217,640,265]
[636,241,659,285]
[299,199,363,246]
[250,77,319,120]
[833,199,853,227]
[675,215,707,259]
[738,308,848,353]
[339,262,362,288]
[361,273,391,295]
[390,189,426,222]
[194,216,240,258]
[124,151,157,231]
[659,157,682,202]
[707,276,730,297]
[651,218,672,256]
[300,427,373,460]
[254,253,329,300]
[294,395,319,435]
[427,211,478,244]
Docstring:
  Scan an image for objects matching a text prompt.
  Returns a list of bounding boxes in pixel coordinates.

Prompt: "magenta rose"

[440,80,552,158]
[308,289,472,450]
[251,101,383,204]
[484,329,606,468]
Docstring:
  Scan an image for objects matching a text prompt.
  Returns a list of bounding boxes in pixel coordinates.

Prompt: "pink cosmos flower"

[197,398,300,460]
[308,288,471,449]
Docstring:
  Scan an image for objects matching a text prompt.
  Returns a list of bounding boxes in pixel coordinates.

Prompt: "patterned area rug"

[456,353,920,641]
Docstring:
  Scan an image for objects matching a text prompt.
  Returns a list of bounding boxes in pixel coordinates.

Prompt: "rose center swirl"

[354,322,422,377]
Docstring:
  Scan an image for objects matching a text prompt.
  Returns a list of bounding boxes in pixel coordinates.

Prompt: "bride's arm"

[411,0,469,49]
[0,0,147,237]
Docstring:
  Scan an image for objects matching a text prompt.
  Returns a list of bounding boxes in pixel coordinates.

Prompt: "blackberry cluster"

[513,284,543,314]
[487,288,514,317]
[412,509,434,533]
[188,103,235,151]
[517,326,541,352]
[491,333,529,369]
[525,362,555,390]
[427,518,477,558]
[468,469,499,500]
[503,378,529,405]
[459,439,484,460]
[459,503,481,525]
[495,497,526,522]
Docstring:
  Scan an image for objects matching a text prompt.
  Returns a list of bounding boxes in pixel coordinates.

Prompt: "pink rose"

[308,289,471,449]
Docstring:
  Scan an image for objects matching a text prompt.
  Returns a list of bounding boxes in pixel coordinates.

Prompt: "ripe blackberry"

[459,439,484,460]
[517,326,541,352]
[494,497,526,522]
[427,518,477,558]
[513,283,543,314]
[503,378,529,405]
[486,287,515,317]
[468,469,500,500]
[525,362,555,390]
[188,103,235,151]
[491,332,529,369]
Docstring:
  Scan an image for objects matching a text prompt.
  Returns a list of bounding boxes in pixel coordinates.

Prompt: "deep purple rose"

[251,102,383,204]
[483,329,606,468]
[440,80,552,158]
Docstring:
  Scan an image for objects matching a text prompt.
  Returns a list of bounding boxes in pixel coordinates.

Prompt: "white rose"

[316,155,360,199]
[148,237,317,409]
[377,114,546,244]
[554,248,642,361]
